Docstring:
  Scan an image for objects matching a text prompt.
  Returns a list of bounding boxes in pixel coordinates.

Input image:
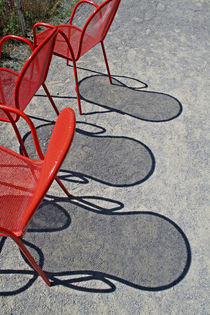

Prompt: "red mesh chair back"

[0,68,18,121]
[53,25,79,61]
[0,27,58,122]
[16,29,57,111]
[80,0,120,58]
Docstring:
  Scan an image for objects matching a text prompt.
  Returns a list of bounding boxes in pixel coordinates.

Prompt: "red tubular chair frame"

[0,104,76,286]
[0,27,60,120]
[33,0,121,115]
[0,104,71,196]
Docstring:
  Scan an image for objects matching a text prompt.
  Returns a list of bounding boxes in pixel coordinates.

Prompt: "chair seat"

[0,146,42,237]
[36,25,95,61]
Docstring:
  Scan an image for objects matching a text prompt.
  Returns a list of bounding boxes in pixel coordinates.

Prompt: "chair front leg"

[13,236,51,286]
[2,109,29,157]
[55,176,71,197]
[72,59,82,115]
[101,41,112,84]
[42,83,60,116]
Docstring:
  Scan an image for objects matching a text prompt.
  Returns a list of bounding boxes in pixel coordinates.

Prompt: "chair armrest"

[0,35,34,58]
[69,0,99,25]
[43,108,75,178]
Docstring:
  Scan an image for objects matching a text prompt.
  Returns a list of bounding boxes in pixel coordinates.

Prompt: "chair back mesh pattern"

[0,69,18,121]
[0,147,42,235]
[55,26,80,60]
[16,28,57,112]
[80,0,120,57]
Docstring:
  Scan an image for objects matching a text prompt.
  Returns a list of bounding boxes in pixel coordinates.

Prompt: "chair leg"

[55,176,71,197]
[72,59,82,115]
[3,110,29,157]
[13,237,51,286]
[42,83,60,116]
[101,41,112,84]
[10,120,29,157]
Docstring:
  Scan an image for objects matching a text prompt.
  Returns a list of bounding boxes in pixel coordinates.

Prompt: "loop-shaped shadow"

[0,240,43,296]
[23,122,155,187]
[24,200,191,292]
[50,271,116,293]
[68,195,124,214]
[79,75,183,122]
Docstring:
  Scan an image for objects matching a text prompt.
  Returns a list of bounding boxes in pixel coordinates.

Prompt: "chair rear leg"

[0,236,7,253]
[72,60,82,115]
[55,176,71,197]
[10,120,29,157]
[13,237,51,286]
[3,110,29,157]
[101,41,112,84]
[42,83,60,116]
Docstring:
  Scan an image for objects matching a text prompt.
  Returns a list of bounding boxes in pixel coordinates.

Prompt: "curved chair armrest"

[43,107,75,180]
[0,35,34,58]
[0,104,44,160]
[33,22,56,47]
[69,0,98,25]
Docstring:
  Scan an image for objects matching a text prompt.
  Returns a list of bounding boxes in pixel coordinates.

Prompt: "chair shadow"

[0,197,191,295]
[27,197,191,293]
[23,120,155,187]
[0,196,123,295]
[0,200,73,296]
[78,74,183,122]
[35,68,182,122]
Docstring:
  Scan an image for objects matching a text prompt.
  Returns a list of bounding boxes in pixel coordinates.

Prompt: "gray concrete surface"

[0,0,209,314]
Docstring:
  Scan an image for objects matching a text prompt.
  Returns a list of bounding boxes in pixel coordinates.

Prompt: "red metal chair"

[0,27,60,123]
[0,105,75,286]
[33,0,121,115]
